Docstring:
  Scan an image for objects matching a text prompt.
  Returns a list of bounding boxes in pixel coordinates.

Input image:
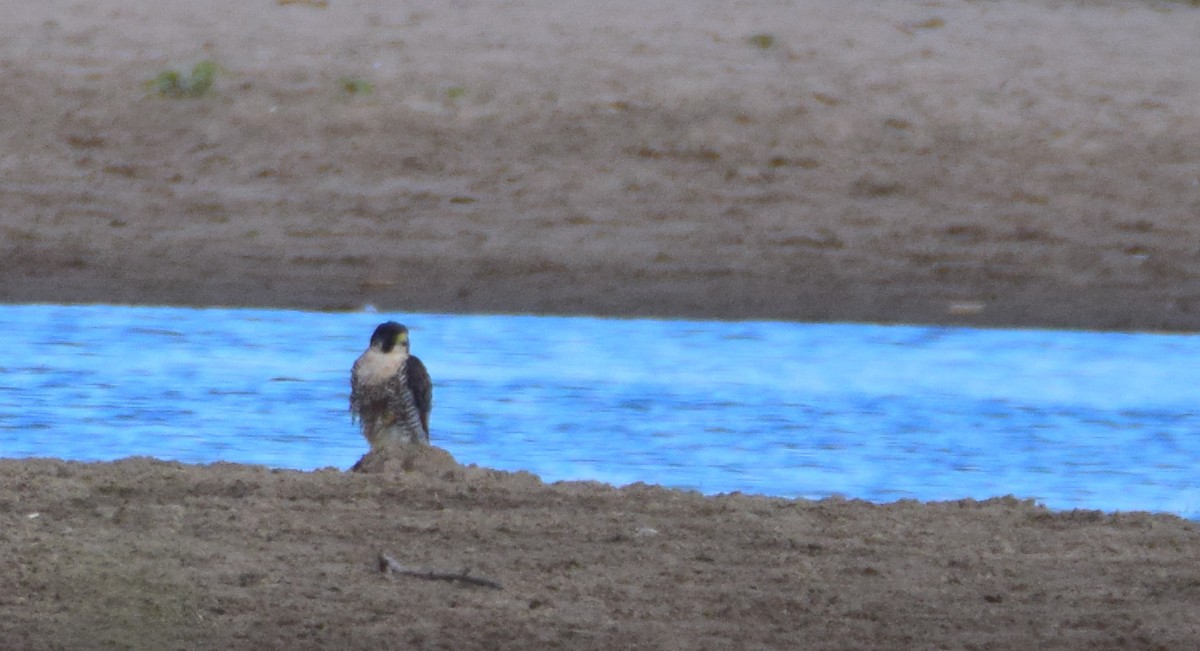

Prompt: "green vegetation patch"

[339,76,375,96]
[746,33,776,50]
[148,60,217,98]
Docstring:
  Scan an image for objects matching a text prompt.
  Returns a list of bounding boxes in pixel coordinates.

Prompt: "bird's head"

[369,321,410,355]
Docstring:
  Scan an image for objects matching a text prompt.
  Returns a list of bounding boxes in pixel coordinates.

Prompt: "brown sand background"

[4,0,1200,329]
[4,0,1200,648]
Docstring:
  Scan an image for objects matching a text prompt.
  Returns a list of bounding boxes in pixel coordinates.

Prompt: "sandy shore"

[5,0,1200,647]
[4,449,1200,649]
[3,0,1200,330]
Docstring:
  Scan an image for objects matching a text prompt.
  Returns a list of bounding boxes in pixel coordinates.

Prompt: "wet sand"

[4,0,1200,648]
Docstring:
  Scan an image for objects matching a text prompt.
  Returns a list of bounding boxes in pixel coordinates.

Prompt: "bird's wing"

[405,355,433,437]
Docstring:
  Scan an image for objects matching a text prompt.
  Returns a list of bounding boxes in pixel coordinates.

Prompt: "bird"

[350,321,433,448]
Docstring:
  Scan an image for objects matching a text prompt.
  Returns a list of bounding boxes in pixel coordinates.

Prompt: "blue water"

[1,304,1198,518]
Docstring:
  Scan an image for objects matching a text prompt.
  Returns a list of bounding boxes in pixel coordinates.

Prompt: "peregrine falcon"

[350,321,433,448]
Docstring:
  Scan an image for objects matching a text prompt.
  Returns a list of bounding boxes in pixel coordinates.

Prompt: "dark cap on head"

[370,321,409,353]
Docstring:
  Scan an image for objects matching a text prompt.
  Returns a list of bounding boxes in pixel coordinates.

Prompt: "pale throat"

[358,346,409,383]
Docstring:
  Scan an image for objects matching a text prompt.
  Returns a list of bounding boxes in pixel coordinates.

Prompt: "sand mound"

[3,456,1199,648]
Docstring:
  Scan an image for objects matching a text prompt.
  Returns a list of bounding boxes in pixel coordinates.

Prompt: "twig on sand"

[378,552,503,590]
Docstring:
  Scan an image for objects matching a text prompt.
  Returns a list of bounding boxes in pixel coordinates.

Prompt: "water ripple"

[0,304,1198,518]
